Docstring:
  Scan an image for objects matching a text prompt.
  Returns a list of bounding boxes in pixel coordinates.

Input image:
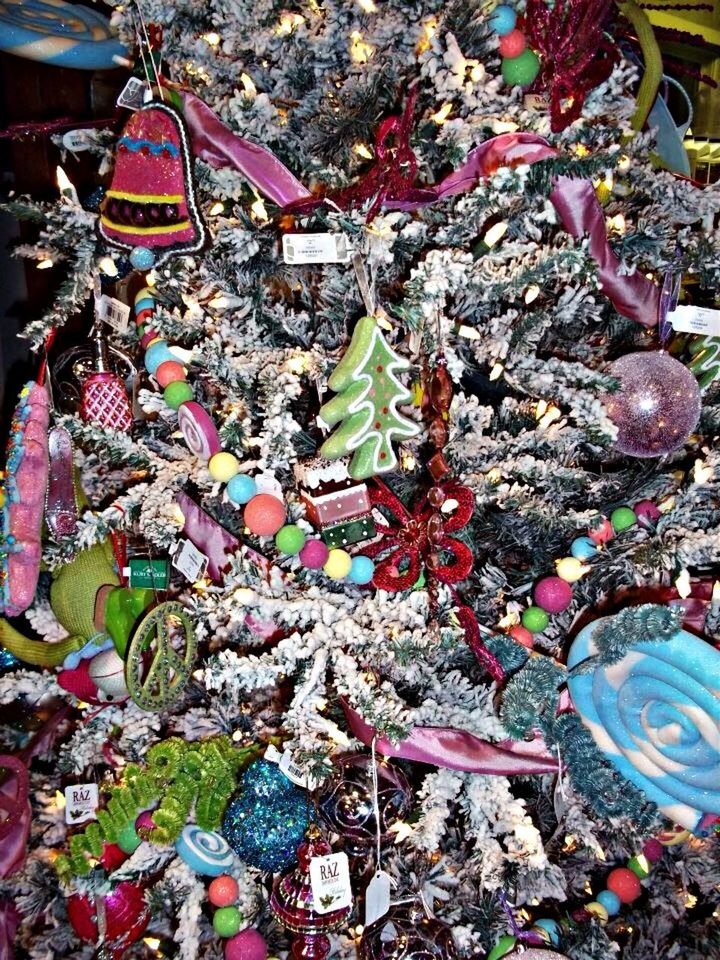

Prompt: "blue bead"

[533,918,561,946]
[129,245,156,270]
[349,555,375,585]
[597,889,621,916]
[571,536,597,561]
[227,474,257,506]
[134,297,155,314]
[145,341,174,376]
[489,4,517,35]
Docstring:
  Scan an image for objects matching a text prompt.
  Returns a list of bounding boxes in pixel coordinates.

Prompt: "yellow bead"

[0,490,5,509]
[145,337,163,348]
[556,556,589,583]
[586,902,609,924]
[323,549,352,580]
[208,452,240,483]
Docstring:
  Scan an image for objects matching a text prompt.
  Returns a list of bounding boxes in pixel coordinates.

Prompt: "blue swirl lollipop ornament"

[175,825,236,876]
[567,606,720,832]
[0,0,127,69]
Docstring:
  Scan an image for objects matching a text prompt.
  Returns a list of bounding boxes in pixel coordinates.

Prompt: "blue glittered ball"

[241,759,297,799]
[0,646,19,672]
[222,788,310,872]
[349,555,375,585]
[489,4,517,36]
[227,474,257,506]
[130,246,156,270]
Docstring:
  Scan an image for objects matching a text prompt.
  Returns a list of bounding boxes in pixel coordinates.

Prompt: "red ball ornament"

[508,625,534,649]
[534,576,573,614]
[606,867,642,904]
[225,928,269,960]
[209,874,240,908]
[498,28,527,58]
[67,881,149,948]
[634,499,661,526]
[155,360,186,387]
[135,307,155,327]
[588,517,613,545]
[98,842,129,872]
[243,494,286,537]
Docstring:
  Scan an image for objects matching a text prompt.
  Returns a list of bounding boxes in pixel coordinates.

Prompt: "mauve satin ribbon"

[341,699,558,775]
[180,91,312,208]
[0,900,18,960]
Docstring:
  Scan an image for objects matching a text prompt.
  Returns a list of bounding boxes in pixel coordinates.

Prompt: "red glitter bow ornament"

[525,0,617,132]
[365,478,474,592]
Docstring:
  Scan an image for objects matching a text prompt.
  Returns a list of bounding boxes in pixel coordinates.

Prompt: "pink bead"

[588,517,614,544]
[155,360,187,387]
[243,494,286,537]
[642,838,664,863]
[141,329,159,350]
[534,576,573,614]
[225,929,268,960]
[209,874,239,907]
[299,538,330,570]
[134,810,156,836]
[498,28,527,58]
[508,625,534,648]
[634,499,661,526]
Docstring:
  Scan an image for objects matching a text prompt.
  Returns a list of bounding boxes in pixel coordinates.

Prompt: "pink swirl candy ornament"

[177,400,221,461]
[0,382,50,616]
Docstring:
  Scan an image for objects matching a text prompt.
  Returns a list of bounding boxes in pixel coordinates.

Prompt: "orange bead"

[208,874,239,907]
[155,361,187,387]
[243,494,286,537]
[606,867,642,904]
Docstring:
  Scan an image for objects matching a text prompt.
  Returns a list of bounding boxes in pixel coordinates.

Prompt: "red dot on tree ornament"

[382,406,389,414]
[606,867,643,903]
[380,452,387,460]
[374,421,381,429]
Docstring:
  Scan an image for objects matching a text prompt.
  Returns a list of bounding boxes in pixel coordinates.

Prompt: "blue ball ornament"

[489,4,517,36]
[222,785,310,872]
[129,245,156,270]
[227,474,258,506]
[145,341,175,376]
[349,555,375,585]
[597,889,621,916]
[241,759,296,799]
[0,646,19,673]
[533,918,561,946]
[570,536,597,561]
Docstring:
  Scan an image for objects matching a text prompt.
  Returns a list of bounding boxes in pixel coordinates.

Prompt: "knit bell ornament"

[99,101,206,265]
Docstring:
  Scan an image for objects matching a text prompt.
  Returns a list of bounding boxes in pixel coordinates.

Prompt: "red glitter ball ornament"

[606,867,642,904]
[243,494,286,537]
[642,838,664,863]
[67,881,149,949]
[498,28,527,58]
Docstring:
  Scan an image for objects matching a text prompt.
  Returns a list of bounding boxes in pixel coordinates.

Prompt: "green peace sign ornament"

[125,601,197,711]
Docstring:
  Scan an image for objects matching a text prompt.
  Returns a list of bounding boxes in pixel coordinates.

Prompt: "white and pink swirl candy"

[177,401,221,461]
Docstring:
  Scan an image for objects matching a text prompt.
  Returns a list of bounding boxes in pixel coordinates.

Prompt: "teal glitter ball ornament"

[222,760,311,871]
[129,245,156,270]
[501,48,541,87]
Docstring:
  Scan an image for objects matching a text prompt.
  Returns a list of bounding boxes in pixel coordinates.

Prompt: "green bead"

[487,935,518,960]
[117,821,142,854]
[522,606,550,633]
[627,854,650,879]
[275,524,307,555]
[164,381,193,410]
[213,906,242,938]
[501,48,541,87]
[611,506,637,533]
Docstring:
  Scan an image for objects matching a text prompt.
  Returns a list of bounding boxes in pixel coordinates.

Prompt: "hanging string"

[370,735,382,871]
[133,0,165,102]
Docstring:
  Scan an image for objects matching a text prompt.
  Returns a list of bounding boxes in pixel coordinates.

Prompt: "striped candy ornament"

[175,825,235,876]
[0,0,127,69]
[567,614,720,831]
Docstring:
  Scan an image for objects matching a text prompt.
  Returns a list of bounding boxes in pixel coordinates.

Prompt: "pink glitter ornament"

[606,352,701,458]
[634,499,661,526]
[225,928,268,960]
[534,576,573,614]
[299,538,330,570]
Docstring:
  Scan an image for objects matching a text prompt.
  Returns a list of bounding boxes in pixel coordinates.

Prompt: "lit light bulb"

[431,102,453,125]
[37,258,54,270]
[202,32,220,46]
[489,361,504,381]
[56,165,78,204]
[277,12,305,35]
[209,201,225,216]
[524,284,540,304]
[483,221,508,247]
[98,255,118,277]
[349,30,374,63]
[250,197,269,222]
[356,0,377,10]
[240,72,257,98]
[675,568,692,599]
[353,142,373,160]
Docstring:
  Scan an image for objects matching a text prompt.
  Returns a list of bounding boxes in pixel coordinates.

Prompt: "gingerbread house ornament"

[294,458,376,549]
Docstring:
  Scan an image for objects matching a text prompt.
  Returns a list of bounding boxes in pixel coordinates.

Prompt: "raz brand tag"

[117,77,148,111]
[309,852,352,914]
[65,783,98,824]
[669,304,720,337]
[172,538,209,582]
[282,233,350,264]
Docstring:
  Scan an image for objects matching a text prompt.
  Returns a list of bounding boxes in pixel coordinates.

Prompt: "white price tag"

[365,870,392,926]
[669,304,720,337]
[62,129,101,153]
[65,783,98,825]
[172,538,209,582]
[282,233,350,264]
[97,295,131,333]
[309,852,352,914]
[117,77,149,112]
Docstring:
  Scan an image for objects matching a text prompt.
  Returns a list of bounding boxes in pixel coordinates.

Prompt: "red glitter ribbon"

[365,479,504,681]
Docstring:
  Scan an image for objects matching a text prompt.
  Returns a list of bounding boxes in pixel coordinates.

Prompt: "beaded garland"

[507,498,661,647]
[488,4,541,89]
[132,286,375,587]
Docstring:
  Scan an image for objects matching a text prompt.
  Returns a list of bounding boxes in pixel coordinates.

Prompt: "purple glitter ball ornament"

[359,900,458,960]
[317,753,412,855]
[606,352,701,458]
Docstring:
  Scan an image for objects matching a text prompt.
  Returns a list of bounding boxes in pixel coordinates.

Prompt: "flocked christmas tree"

[1,1,720,960]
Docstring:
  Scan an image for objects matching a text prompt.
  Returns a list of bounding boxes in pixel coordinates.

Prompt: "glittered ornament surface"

[359,900,458,960]
[317,753,412,854]
[605,352,701,458]
[503,951,569,959]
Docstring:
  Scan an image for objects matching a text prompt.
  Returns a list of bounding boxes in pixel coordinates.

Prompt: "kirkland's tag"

[365,870,392,926]
[309,852,352,914]
[117,77,148,111]
[172,538,209,582]
[282,233,350,264]
[65,783,98,824]
[127,557,170,590]
[669,304,720,337]
[97,295,131,333]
